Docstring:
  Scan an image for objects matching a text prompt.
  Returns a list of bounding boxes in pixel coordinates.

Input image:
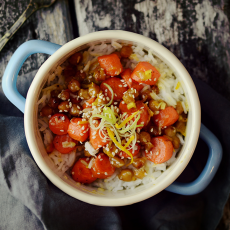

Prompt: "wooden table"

[0,0,230,229]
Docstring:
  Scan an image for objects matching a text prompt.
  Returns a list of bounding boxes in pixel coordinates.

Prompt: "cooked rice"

[37,40,188,191]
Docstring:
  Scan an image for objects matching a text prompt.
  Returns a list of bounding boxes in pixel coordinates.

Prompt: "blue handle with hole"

[2,40,223,195]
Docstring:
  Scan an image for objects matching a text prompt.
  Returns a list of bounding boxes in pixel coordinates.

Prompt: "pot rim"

[24,30,201,206]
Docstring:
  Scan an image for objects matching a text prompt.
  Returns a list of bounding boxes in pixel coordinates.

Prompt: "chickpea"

[148,100,159,112]
[176,101,184,115]
[151,85,159,94]
[84,149,91,157]
[69,104,81,116]
[149,100,166,112]
[88,83,100,98]
[58,90,70,101]
[58,101,70,112]
[175,121,186,135]
[74,70,86,83]
[68,79,81,93]
[120,46,133,58]
[139,131,151,144]
[48,97,60,109]
[51,89,61,98]
[148,125,161,136]
[128,88,139,98]
[164,126,176,137]
[140,90,152,102]
[78,89,90,100]
[103,142,119,157]
[118,169,134,182]
[93,66,107,81]
[145,142,154,152]
[179,113,187,122]
[110,156,125,168]
[172,136,180,149]
[123,91,135,104]
[68,52,83,65]
[40,105,53,117]
[134,167,146,179]
[62,65,76,78]
[133,157,146,169]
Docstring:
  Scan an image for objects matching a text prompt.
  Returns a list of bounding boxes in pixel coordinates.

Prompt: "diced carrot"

[131,62,160,85]
[121,68,143,91]
[49,113,70,135]
[100,77,128,101]
[67,118,89,142]
[119,143,141,158]
[71,158,97,184]
[145,136,173,164]
[119,100,150,128]
[92,153,115,179]
[153,106,179,127]
[98,53,123,76]
[53,134,78,154]
[82,98,96,109]
[90,121,110,150]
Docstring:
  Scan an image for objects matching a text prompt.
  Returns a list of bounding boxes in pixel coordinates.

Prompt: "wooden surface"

[75,0,230,101]
[1,0,230,229]
[0,0,73,83]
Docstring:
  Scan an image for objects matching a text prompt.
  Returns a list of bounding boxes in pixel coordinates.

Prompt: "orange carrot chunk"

[131,62,160,85]
[121,68,144,91]
[90,121,109,150]
[67,118,89,142]
[49,113,70,135]
[100,77,128,100]
[53,134,78,154]
[92,153,115,179]
[82,98,96,109]
[98,53,123,76]
[71,158,97,184]
[145,136,173,164]
[153,106,179,127]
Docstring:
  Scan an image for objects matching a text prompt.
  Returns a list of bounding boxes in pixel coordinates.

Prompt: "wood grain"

[0,0,73,82]
[74,0,230,101]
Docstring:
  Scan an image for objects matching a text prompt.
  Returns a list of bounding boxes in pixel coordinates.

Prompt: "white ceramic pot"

[2,30,222,206]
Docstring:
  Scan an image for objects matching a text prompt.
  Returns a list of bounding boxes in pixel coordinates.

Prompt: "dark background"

[0,0,230,229]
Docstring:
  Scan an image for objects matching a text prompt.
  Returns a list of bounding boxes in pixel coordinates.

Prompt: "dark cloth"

[0,70,229,230]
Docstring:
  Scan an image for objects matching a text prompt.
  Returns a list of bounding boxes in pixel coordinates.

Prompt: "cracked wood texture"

[75,0,230,102]
[0,0,73,83]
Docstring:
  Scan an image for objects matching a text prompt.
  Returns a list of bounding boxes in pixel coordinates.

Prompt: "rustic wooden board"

[74,0,230,101]
[0,0,74,82]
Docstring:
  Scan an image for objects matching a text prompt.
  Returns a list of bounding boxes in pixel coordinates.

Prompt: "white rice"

[37,41,188,190]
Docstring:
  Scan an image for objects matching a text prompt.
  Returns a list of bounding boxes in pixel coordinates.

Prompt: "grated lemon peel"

[115,111,140,129]
[106,127,134,164]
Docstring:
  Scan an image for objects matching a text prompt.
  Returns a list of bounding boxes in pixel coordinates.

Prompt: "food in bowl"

[37,41,188,191]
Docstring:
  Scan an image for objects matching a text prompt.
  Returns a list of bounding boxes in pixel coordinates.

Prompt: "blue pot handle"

[2,40,61,113]
[166,123,222,195]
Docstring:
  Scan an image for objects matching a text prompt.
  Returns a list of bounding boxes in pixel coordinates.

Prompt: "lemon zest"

[106,127,133,164]
[175,82,180,90]
[124,135,134,148]
[144,69,152,80]
[115,111,139,129]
